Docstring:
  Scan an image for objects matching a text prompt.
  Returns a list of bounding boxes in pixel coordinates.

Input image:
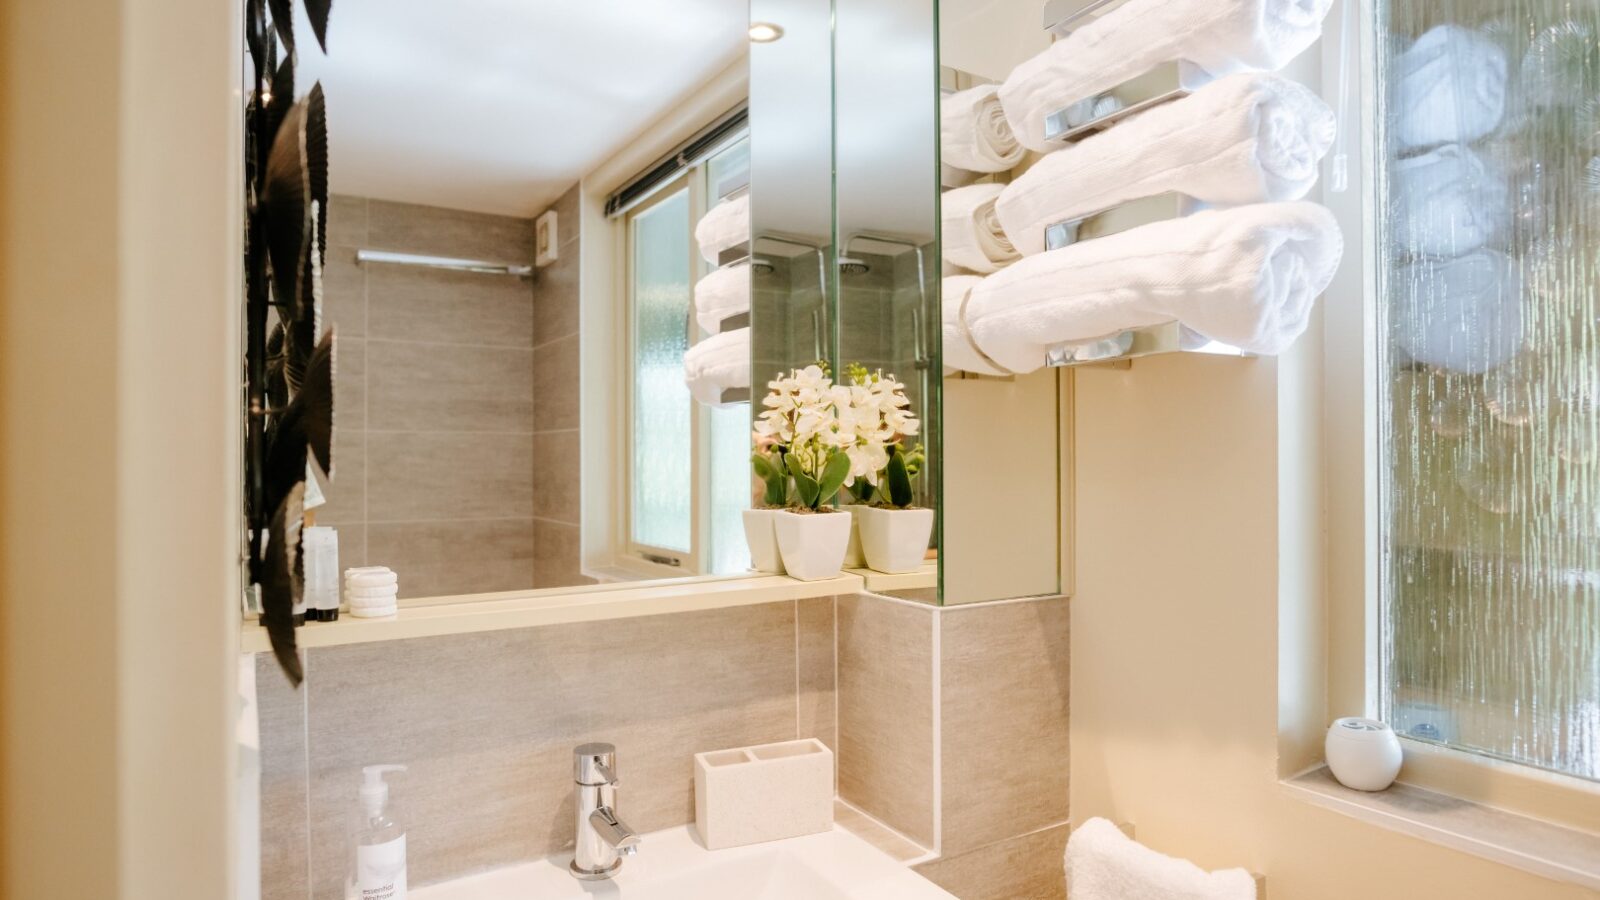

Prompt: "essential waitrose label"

[356,834,406,900]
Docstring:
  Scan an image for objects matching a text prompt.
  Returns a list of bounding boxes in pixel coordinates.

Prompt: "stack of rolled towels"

[684,195,753,407]
[936,0,1346,373]
[345,566,398,618]
[1387,23,1520,375]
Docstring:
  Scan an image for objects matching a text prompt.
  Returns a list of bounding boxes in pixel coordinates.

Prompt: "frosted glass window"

[709,404,752,574]
[1377,0,1600,781]
[630,188,693,553]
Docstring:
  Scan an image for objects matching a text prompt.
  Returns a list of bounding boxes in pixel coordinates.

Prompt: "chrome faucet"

[570,742,641,880]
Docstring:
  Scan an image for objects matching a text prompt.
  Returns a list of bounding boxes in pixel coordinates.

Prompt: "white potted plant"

[743,446,788,574]
[751,365,854,581]
[839,367,932,575]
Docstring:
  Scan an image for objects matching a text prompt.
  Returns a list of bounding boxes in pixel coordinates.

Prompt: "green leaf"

[848,479,876,504]
[886,447,914,508]
[785,453,819,507]
[816,450,851,507]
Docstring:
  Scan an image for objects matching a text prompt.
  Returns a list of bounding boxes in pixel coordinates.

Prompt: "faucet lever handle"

[574,742,618,785]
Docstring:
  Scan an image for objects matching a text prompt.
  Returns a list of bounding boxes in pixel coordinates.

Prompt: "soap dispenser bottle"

[348,764,407,900]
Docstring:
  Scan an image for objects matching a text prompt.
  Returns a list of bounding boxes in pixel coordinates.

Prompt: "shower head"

[838,257,870,276]
[750,257,776,274]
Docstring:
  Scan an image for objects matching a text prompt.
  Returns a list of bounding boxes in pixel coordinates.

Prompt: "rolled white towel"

[695,194,750,265]
[694,262,751,335]
[1066,818,1257,900]
[683,327,751,407]
[1394,249,1523,374]
[996,73,1336,257]
[943,183,1020,274]
[999,0,1334,152]
[942,84,1026,174]
[965,202,1343,373]
[941,275,1009,375]
[1391,144,1508,258]
[1394,25,1507,150]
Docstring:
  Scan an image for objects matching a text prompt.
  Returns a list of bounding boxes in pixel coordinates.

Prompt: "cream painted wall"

[1,1,239,898]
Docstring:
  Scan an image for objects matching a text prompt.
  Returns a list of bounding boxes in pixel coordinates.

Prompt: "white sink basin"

[410,824,957,899]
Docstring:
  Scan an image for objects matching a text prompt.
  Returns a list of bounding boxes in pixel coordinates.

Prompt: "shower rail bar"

[355,249,533,277]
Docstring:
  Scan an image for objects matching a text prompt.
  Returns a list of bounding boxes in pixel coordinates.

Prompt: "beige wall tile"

[255,656,310,900]
[367,199,534,264]
[531,518,587,590]
[367,264,534,349]
[590,604,799,833]
[329,522,366,572]
[798,596,836,752]
[265,601,806,897]
[366,340,533,434]
[836,593,935,846]
[914,823,1069,900]
[530,431,580,525]
[322,246,366,338]
[941,597,1071,856]
[366,432,533,521]
[834,801,927,862]
[531,333,579,432]
[326,194,369,248]
[532,237,578,346]
[334,336,366,433]
[318,429,364,525]
[367,519,535,599]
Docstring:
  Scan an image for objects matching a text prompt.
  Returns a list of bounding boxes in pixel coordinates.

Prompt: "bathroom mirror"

[274,0,771,602]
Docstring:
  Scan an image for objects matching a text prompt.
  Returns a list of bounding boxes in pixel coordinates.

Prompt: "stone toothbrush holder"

[693,738,834,850]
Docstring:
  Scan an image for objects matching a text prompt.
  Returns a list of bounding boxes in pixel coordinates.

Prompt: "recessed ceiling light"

[748,22,784,43]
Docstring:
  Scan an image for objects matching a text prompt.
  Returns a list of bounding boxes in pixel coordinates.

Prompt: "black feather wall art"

[245,0,335,685]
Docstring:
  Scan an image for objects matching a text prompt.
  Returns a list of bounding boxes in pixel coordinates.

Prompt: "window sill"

[1283,766,1600,890]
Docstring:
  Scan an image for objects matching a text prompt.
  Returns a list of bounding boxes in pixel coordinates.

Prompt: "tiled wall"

[837,593,1073,900]
[256,597,837,900]
[317,187,586,597]
[255,590,1068,900]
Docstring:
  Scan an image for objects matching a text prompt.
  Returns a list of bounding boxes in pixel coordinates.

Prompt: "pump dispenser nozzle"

[359,764,406,818]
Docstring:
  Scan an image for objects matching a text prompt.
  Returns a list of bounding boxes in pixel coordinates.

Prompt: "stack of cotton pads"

[345,566,398,618]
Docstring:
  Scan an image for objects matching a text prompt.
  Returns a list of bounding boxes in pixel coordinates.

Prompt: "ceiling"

[291,0,748,218]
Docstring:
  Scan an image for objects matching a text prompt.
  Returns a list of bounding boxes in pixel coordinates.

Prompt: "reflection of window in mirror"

[623,135,752,576]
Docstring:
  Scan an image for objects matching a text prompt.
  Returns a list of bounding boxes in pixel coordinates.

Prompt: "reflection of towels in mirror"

[998,0,1335,152]
[684,327,751,407]
[694,194,750,265]
[693,262,751,335]
[1394,250,1523,375]
[1393,24,1506,150]
[1392,144,1508,258]
[963,202,1343,373]
[995,73,1335,257]
[942,183,1020,274]
[941,83,1026,175]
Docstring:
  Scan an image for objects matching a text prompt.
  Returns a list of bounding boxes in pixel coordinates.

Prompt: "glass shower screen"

[1376,0,1600,781]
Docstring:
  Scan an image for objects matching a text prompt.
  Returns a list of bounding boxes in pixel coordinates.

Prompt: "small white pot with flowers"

[837,366,932,575]
[751,365,855,581]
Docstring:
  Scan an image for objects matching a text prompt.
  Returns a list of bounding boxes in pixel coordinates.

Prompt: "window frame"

[1322,0,1600,832]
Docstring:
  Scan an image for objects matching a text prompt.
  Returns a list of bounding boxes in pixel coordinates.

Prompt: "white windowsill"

[1283,766,1600,890]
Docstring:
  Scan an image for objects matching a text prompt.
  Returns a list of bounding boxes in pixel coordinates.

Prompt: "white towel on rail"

[942,84,1027,174]
[998,0,1334,152]
[1394,250,1523,374]
[941,275,1009,376]
[1393,25,1506,150]
[1391,144,1508,258]
[694,262,751,335]
[963,202,1343,373]
[943,184,1020,274]
[695,194,750,265]
[996,73,1335,257]
[1066,818,1258,900]
[683,327,750,407]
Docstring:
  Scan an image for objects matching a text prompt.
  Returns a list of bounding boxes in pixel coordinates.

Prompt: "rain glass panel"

[1378,0,1600,780]
[631,188,693,553]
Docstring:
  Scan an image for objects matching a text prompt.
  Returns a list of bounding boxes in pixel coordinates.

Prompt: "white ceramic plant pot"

[742,508,786,575]
[857,507,935,575]
[842,505,867,567]
[773,510,852,581]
